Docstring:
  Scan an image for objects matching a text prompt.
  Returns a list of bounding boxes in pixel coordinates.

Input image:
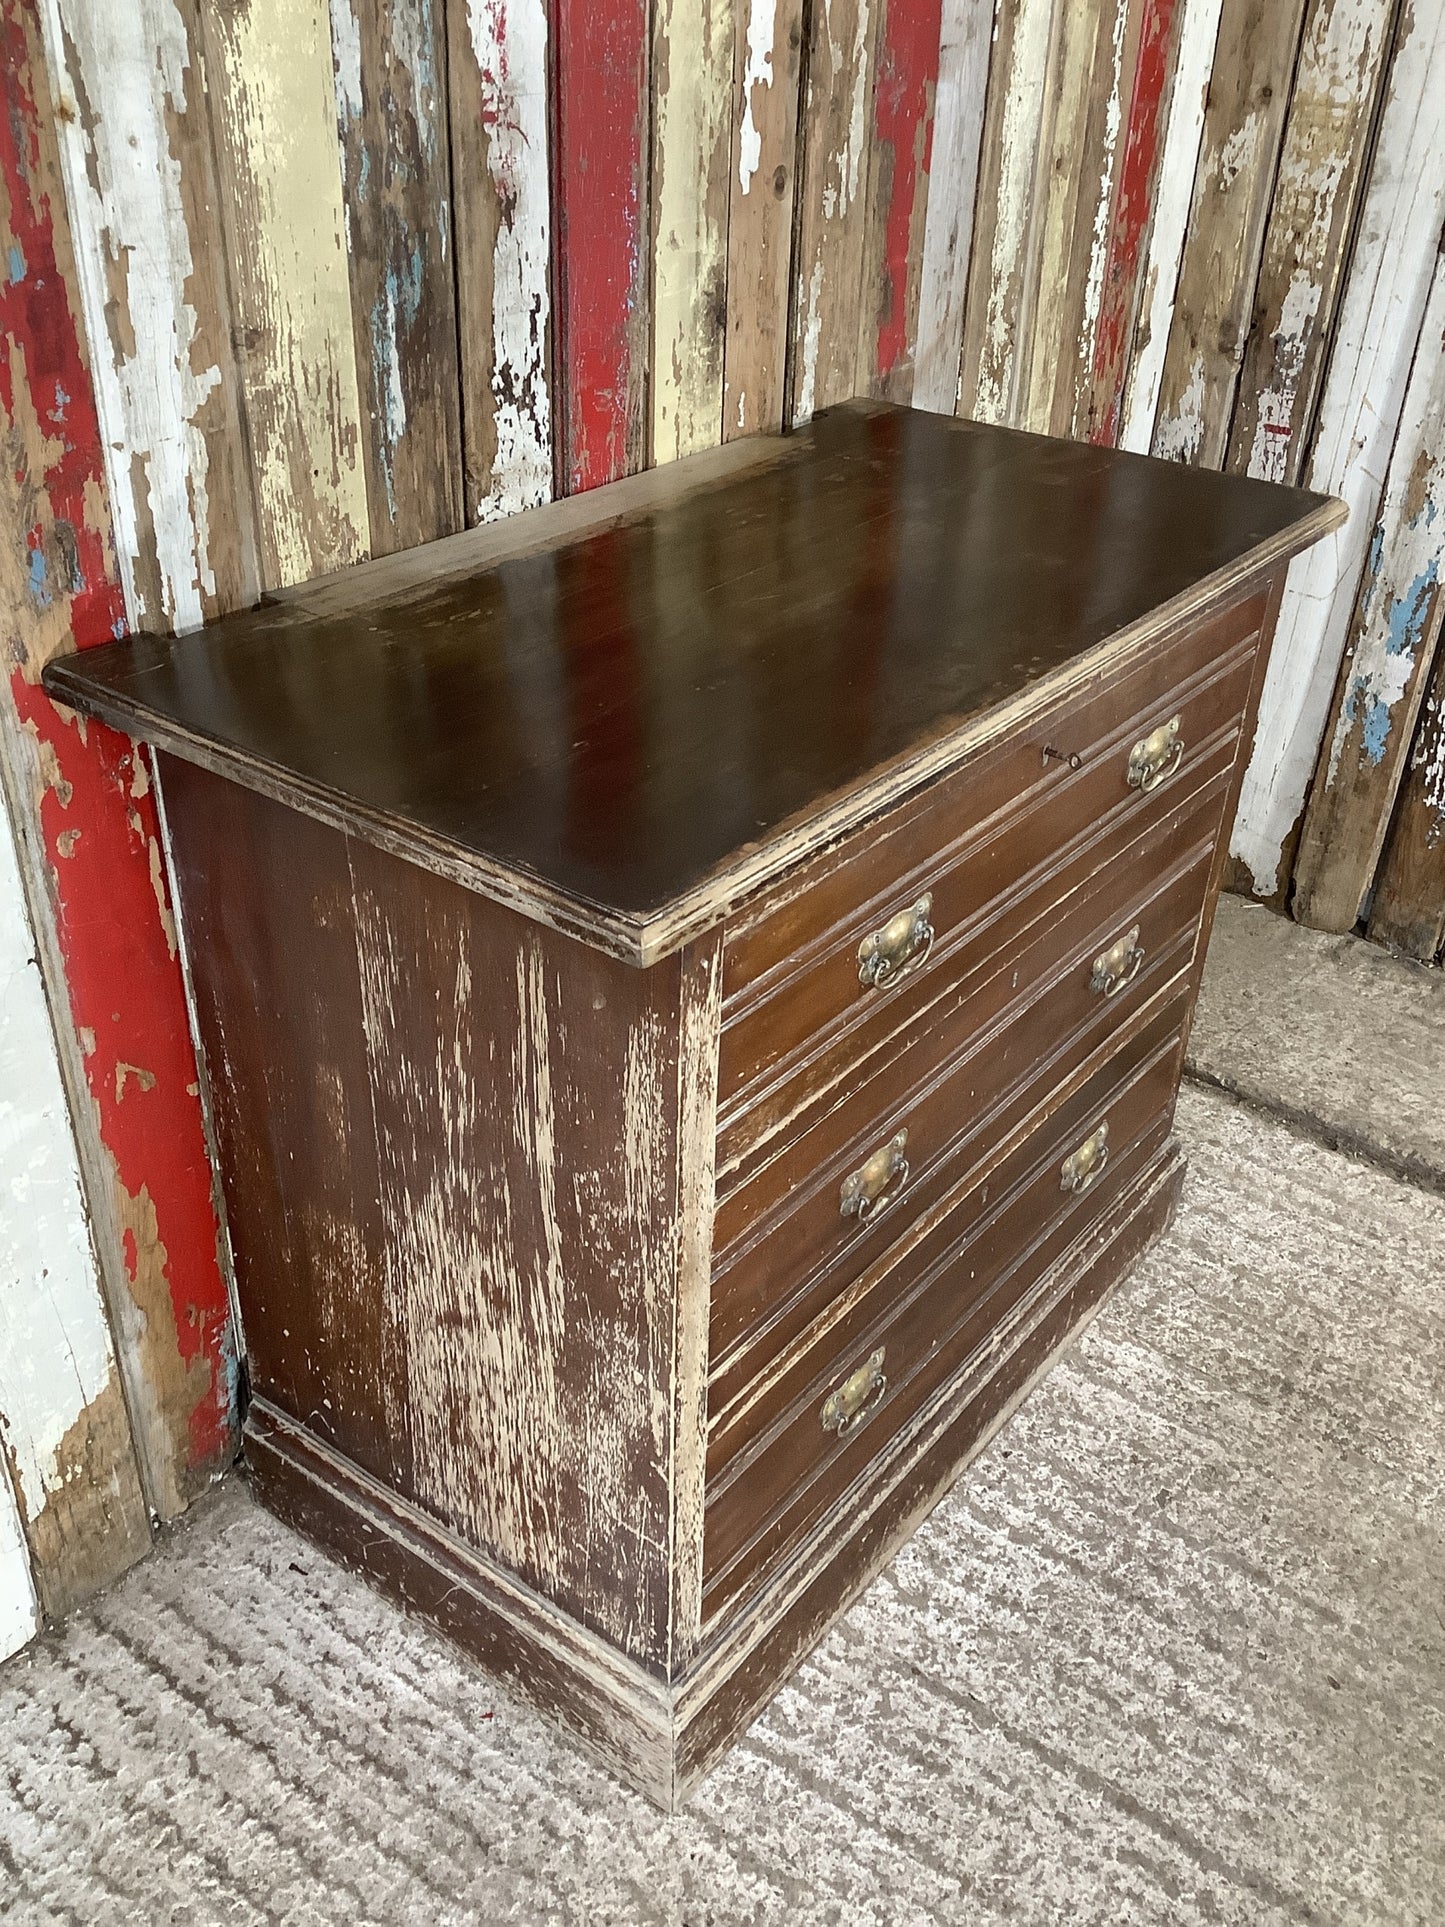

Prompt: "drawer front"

[710,795,1219,1365]
[719,590,1264,1084]
[701,1015,1186,1622]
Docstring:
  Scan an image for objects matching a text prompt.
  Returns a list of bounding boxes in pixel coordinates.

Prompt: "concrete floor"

[3,906,1443,1925]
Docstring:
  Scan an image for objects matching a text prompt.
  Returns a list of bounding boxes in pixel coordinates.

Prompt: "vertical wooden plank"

[1,0,237,1525]
[37,0,258,634]
[723,0,804,438]
[955,0,1054,426]
[1369,646,1445,962]
[1232,4,1445,899]
[0,1449,37,1661]
[910,0,992,415]
[329,0,462,554]
[1083,0,1179,444]
[853,0,943,403]
[1117,0,1224,452]
[1226,0,1398,487]
[553,0,650,491]
[789,0,883,423]
[1292,253,1445,932]
[448,0,554,522]
[200,0,370,586]
[652,0,734,462]
[1149,0,1310,468]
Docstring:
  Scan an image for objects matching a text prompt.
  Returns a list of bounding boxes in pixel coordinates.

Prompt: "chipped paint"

[866,0,943,390]
[1078,0,1131,398]
[0,1453,35,1661]
[912,0,990,413]
[738,0,777,193]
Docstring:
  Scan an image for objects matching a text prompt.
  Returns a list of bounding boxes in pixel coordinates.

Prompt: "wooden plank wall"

[3,0,1445,1637]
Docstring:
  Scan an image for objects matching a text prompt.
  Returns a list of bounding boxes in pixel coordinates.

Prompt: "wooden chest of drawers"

[46,401,1341,1807]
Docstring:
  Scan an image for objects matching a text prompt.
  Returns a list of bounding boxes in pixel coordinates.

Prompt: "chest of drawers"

[47,401,1341,1807]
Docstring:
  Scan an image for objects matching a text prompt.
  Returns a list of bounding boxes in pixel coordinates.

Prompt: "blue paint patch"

[1385,561,1440,657]
[6,243,25,285]
[27,546,51,609]
[358,145,372,199]
[1361,694,1392,765]
[52,381,70,422]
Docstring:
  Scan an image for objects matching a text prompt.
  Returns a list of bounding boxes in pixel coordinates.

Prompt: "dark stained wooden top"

[47,402,1342,962]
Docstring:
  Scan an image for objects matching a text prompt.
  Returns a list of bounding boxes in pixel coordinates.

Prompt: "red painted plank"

[1,0,235,1483]
[870,0,945,390]
[1087,0,1177,446]
[552,0,650,494]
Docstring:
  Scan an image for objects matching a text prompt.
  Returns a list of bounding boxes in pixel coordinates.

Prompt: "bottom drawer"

[701,1002,1186,1623]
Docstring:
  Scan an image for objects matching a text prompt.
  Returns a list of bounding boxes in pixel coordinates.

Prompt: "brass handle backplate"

[1061,1122,1109,1195]
[820,1347,888,1437]
[858,893,934,989]
[840,1130,909,1221]
[1090,925,1145,998]
[1127,717,1184,793]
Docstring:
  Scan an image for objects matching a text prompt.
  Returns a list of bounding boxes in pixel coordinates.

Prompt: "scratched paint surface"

[862,0,943,397]
[911,0,989,414]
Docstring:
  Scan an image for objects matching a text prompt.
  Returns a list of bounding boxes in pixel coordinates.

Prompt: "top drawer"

[718,591,1265,1107]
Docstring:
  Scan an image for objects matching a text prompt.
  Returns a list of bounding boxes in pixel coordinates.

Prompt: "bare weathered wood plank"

[38,0,258,633]
[200,0,370,586]
[0,1451,36,1660]
[1369,641,1445,962]
[448,0,554,522]
[1293,251,1445,932]
[652,0,734,461]
[1117,0,1224,452]
[723,0,805,438]
[910,0,992,414]
[1225,0,1397,488]
[789,0,883,422]
[1232,3,1445,898]
[1149,0,1310,468]
[329,0,462,553]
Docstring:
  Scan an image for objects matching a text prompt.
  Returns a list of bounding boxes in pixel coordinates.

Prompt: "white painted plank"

[1232,5,1445,895]
[913,0,994,414]
[0,1455,37,1663]
[1118,0,1224,453]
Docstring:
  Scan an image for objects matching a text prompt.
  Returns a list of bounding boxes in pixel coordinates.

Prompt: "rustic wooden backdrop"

[2,0,1443,1644]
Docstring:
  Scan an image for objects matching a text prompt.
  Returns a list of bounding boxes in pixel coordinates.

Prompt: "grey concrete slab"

[1188,893,1445,1191]
[2,1083,1442,1926]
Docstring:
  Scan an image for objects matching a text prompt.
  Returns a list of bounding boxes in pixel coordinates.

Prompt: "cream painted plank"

[38,0,258,631]
[1233,3,1445,897]
[653,0,735,461]
[200,0,369,588]
[0,1454,36,1661]
[911,0,992,414]
[1118,0,1224,453]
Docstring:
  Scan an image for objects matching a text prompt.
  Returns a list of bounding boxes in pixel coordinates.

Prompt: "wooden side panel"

[789,0,882,422]
[1149,0,1309,468]
[329,0,463,553]
[448,0,554,523]
[854,0,943,403]
[1117,0,1224,452]
[1369,646,1445,962]
[1232,4,1445,899]
[200,0,370,586]
[652,0,734,462]
[39,0,258,633]
[910,0,991,415]
[0,1451,36,1661]
[1293,256,1445,932]
[1225,0,1396,488]
[553,0,650,491]
[0,0,236,1527]
[723,0,805,438]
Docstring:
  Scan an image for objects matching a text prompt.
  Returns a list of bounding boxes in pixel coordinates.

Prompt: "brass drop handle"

[858,892,934,989]
[1090,925,1145,998]
[840,1130,909,1221]
[820,1347,887,1437]
[1127,716,1184,793]
[1061,1122,1109,1195]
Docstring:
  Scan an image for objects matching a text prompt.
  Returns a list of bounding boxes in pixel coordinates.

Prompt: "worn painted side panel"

[1226,0,1396,489]
[329,0,462,554]
[38,0,258,634]
[790,0,882,423]
[911,0,991,415]
[1232,4,1445,899]
[652,0,734,462]
[1293,254,1445,933]
[449,0,554,522]
[1370,643,1445,962]
[1118,0,1223,453]
[200,0,370,587]
[553,0,650,491]
[0,1450,36,1660]
[0,0,236,1530]
[723,0,804,439]
[1149,0,1309,468]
